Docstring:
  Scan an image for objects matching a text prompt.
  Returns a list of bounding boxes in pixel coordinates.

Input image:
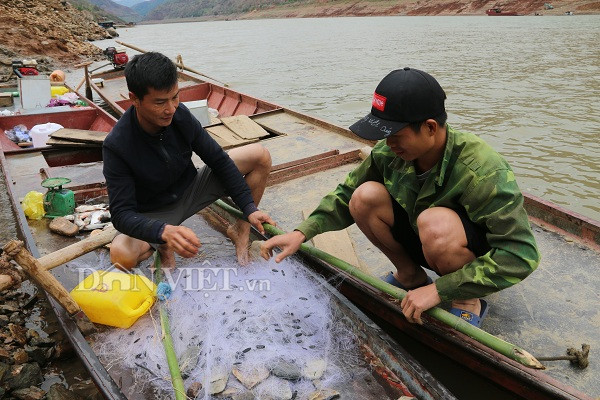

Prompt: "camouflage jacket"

[296,125,540,301]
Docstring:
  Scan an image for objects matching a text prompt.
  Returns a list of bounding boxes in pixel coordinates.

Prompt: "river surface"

[93,15,600,222]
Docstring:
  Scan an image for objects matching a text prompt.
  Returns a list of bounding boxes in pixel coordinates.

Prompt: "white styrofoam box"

[19,76,51,110]
[183,99,210,127]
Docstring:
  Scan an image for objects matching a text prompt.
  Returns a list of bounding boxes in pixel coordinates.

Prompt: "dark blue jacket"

[103,104,257,243]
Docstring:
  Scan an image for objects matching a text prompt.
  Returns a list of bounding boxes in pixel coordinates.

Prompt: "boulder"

[49,217,79,237]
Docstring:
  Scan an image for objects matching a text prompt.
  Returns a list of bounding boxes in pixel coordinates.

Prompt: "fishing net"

[91,257,381,399]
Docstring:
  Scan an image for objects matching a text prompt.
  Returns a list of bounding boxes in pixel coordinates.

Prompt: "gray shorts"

[142,165,226,227]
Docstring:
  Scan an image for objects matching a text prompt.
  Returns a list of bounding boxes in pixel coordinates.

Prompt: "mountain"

[112,0,147,7]
[85,0,143,22]
[132,0,170,17]
[138,0,600,21]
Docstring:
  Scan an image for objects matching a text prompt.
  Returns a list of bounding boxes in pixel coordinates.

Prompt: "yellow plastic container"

[70,271,156,329]
[50,85,69,97]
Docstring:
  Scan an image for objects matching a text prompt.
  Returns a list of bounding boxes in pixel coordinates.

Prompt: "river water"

[94,15,600,222]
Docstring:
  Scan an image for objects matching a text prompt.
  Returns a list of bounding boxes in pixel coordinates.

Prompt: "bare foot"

[158,244,176,269]
[226,222,250,265]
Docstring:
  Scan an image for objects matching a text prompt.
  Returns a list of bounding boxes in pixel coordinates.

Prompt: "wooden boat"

[486,8,519,16]
[0,155,454,399]
[0,90,117,167]
[1,67,598,399]
[89,68,280,119]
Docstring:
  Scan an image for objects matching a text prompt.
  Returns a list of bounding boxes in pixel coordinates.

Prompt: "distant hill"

[132,0,170,17]
[112,0,147,8]
[86,0,142,22]
[88,0,600,22]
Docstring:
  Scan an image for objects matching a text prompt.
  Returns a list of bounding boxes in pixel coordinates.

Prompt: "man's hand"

[260,230,306,262]
[160,225,201,258]
[400,283,441,324]
[247,210,276,235]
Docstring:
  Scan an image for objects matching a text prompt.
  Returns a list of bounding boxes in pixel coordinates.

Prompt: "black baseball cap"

[349,67,446,140]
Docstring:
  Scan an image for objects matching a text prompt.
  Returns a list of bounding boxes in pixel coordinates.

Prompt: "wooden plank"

[46,137,99,148]
[302,209,364,271]
[206,125,255,147]
[49,128,108,144]
[221,115,269,140]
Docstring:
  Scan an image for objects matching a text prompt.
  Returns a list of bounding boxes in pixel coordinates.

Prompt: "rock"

[179,346,200,377]
[13,348,29,364]
[7,362,42,390]
[52,340,73,360]
[232,390,256,400]
[0,361,10,382]
[256,376,293,400]
[0,315,9,326]
[308,388,340,400]
[208,370,229,395]
[70,379,102,400]
[12,385,46,400]
[8,323,27,345]
[49,217,79,237]
[270,361,302,381]
[302,359,327,380]
[29,336,55,347]
[25,329,40,342]
[0,347,11,361]
[232,365,270,389]
[106,27,118,37]
[0,304,19,314]
[186,381,202,398]
[46,383,83,400]
[24,345,50,365]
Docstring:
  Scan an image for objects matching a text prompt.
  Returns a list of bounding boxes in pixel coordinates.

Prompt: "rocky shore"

[0,286,101,399]
[0,0,111,83]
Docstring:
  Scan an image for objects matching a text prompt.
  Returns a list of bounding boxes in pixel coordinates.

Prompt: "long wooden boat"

[0,154,454,399]
[89,68,280,119]
[0,86,118,167]
[1,66,598,399]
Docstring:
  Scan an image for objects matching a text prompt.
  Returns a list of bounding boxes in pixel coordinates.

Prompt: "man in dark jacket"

[103,52,274,269]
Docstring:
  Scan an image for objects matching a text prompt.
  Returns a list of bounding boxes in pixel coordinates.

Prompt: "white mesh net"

[91,258,381,399]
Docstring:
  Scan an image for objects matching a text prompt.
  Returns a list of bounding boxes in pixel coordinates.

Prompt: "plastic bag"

[22,191,45,220]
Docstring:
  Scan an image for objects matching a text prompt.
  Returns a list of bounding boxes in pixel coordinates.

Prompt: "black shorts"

[390,196,491,269]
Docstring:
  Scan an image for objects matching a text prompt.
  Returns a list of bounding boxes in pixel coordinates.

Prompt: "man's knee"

[230,143,271,174]
[417,207,466,267]
[110,245,138,270]
[349,181,388,218]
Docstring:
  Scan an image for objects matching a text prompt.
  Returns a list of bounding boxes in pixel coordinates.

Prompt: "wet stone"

[209,370,229,394]
[186,381,202,398]
[29,336,55,348]
[8,323,27,345]
[70,379,102,400]
[0,361,9,382]
[302,359,327,380]
[46,383,81,400]
[308,388,340,400]
[232,390,256,400]
[12,385,46,400]
[7,362,42,390]
[271,361,302,381]
[0,315,9,327]
[232,365,270,389]
[179,346,200,377]
[0,305,19,314]
[13,348,29,364]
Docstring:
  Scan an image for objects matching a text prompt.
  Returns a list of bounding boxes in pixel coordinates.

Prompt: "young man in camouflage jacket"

[261,68,540,327]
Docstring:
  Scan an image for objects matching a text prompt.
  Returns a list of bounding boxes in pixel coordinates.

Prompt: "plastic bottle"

[29,122,63,147]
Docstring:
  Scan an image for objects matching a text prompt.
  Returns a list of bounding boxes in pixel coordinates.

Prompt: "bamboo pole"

[214,199,545,370]
[153,253,186,400]
[115,40,229,87]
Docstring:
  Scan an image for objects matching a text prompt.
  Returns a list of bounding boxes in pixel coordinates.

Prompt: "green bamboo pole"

[214,199,544,369]
[153,253,187,400]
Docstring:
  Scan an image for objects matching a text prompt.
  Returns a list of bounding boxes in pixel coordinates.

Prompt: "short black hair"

[408,112,448,133]
[124,52,178,100]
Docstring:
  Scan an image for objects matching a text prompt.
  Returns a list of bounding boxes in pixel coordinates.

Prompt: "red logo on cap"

[372,93,386,111]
